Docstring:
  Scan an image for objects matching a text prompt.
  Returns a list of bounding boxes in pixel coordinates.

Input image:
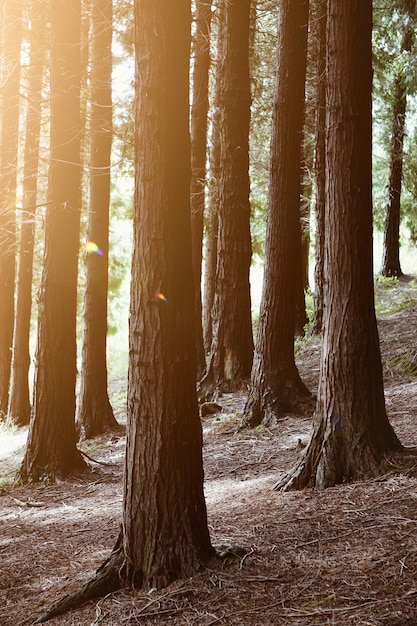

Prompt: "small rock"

[200,402,222,417]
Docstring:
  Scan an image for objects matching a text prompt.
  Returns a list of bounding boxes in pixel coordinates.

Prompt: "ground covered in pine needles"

[2,276,417,625]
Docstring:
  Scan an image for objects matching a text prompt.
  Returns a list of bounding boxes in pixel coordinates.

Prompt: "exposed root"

[31,537,125,624]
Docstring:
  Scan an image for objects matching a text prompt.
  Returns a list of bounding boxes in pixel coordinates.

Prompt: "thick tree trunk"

[199,0,254,399]
[191,0,213,378]
[243,0,312,428]
[8,0,46,426]
[0,0,22,417]
[33,3,213,617]
[276,0,402,491]
[77,0,119,440]
[123,0,213,583]
[19,0,86,481]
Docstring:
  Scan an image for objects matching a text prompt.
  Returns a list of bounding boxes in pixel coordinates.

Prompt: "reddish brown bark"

[277,0,401,491]
[202,0,224,354]
[199,0,254,398]
[123,0,213,582]
[20,0,86,481]
[380,27,413,278]
[243,0,312,427]
[190,0,213,377]
[77,0,119,440]
[312,0,326,334]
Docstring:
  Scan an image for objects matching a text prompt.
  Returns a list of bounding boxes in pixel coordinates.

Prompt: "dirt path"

[2,277,417,625]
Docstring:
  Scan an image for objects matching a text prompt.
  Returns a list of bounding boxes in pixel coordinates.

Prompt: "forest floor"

[2,275,417,625]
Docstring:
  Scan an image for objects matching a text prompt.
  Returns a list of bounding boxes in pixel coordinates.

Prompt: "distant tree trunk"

[20,0,86,481]
[202,0,224,353]
[380,80,405,278]
[77,0,119,440]
[8,0,46,427]
[295,150,312,337]
[312,0,326,334]
[199,0,254,398]
[31,3,214,621]
[276,0,402,491]
[243,0,312,428]
[190,0,213,378]
[0,0,23,418]
[380,26,414,278]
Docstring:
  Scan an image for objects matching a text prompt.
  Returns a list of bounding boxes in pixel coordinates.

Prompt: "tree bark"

[123,0,213,584]
[276,0,402,491]
[0,0,23,417]
[19,0,86,481]
[380,79,407,277]
[199,0,254,399]
[243,0,312,428]
[380,25,413,278]
[77,0,119,440]
[202,0,224,354]
[312,0,326,334]
[191,0,213,378]
[8,0,46,426]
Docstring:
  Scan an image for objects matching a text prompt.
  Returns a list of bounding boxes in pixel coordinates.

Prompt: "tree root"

[31,537,125,624]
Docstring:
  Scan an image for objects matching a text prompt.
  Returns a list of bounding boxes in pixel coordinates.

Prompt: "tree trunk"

[8,0,46,426]
[190,0,213,378]
[199,0,254,399]
[312,0,326,334]
[0,0,22,417]
[243,0,312,428]
[77,0,119,440]
[123,0,213,582]
[31,1,214,620]
[276,0,402,491]
[380,75,407,277]
[19,0,86,481]
[380,25,414,278]
[202,0,224,354]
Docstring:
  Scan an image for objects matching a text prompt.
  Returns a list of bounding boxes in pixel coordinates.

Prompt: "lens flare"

[157,292,167,302]
[85,240,103,255]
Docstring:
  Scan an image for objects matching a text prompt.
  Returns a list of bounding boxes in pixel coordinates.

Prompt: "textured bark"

[32,1,213,620]
[202,0,224,354]
[0,0,22,417]
[312,0,326,334]
[190,0,213,377]
[77,0,119,440]
[199,0,254,398]
[243,0,312,428]
[380,81,407,277]
[8,0,46,426]
[19,0,86,481]
[276,0,402,491]
[380,26,413,278]
[122,0,213,587]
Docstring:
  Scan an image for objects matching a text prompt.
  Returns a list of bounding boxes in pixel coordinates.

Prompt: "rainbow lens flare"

[84,241,104,256]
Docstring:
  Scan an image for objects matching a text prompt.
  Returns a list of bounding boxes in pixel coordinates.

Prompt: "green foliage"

[248,0,277,260]
[374,275,417,315]
[373,0,417,236]
[387,350,417,379]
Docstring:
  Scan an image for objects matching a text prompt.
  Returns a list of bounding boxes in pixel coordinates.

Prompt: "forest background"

[3,0,417,624]
[3,0,417,413]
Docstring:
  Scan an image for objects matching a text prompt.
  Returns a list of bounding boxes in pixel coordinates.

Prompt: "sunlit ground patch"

[0,423,27,461]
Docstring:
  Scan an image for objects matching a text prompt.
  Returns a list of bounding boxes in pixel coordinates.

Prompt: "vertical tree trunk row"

[0,0,23,417]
